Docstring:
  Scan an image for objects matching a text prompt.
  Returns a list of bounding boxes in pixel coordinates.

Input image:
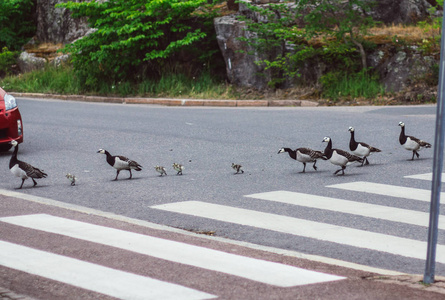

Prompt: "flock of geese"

[7,121,432,189]
[278,122,432,175]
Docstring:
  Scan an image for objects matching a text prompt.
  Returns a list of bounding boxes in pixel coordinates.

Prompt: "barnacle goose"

[398,122,431,160]
[155,166,167,176]
[348,127,381,166]
[172,163,184,175]
[231,163,244,174]
[66,173,77,186]
[322,137,363,175]
[97,149,142,180]
[9,140,47,189]
[278,147,326,173]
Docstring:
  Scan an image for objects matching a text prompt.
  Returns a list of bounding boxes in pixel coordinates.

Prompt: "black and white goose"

[398,122,431,160]
[9,140,47,189]
[322,137,363,175]
[348,127,381,166]
[278,147,326,173]
[97,149,142,180]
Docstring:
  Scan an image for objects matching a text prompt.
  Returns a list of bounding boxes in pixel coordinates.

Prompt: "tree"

[58,0,212,89]
[0,0,35,51]
[238,0,378,87]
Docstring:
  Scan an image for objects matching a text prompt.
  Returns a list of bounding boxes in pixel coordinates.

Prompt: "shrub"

[0,47,18,77]
[0,0,35,50]
[57,0,219,90]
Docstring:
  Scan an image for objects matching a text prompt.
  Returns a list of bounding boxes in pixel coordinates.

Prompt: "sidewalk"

[10,92,320,107]
[1,190,445,299]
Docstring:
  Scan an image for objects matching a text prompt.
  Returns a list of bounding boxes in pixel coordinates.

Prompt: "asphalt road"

[0,97,442,276]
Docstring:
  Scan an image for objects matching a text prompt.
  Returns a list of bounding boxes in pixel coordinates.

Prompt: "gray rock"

[370,0,432,24]
[36,0,90,43]
[214,15,272,90]
[371,48,437,92]
[17,52,47,73]
[51,54,71,67]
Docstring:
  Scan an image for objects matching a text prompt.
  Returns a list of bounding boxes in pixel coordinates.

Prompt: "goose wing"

[297,148,324,158]
[335,149,363,162]
[408,136,431,148]
[358,142,381,153]
[116,155,142,170]
[19,160,47,179]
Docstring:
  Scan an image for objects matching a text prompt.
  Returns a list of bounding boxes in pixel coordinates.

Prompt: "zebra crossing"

[0,213,345,299]
[152,172,445,271]
[0,172,442,298]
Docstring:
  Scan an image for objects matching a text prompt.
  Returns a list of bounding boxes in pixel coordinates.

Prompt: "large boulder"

[370,0,432,24]
[369,47,437,92]
[214,15,272,90]
[17,52,47,73]
[35,0,90,43]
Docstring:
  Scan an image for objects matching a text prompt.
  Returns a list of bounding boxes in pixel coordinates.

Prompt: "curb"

[10,93,319,107]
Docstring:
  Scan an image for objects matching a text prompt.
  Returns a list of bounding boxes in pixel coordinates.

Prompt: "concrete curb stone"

[10,93,319,107]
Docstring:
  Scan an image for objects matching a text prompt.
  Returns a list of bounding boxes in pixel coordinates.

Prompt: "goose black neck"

[284,148,296,160]
[324,139,333,158]
[399,126,407,144]
[349,131,358,150]
[10,144,18,168]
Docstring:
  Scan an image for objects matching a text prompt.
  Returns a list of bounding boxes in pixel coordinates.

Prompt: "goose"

[66,173,77,186]
[155,166,167,176]
[97,149,142,180]
[278,147,326,173]
[231,163,244,174]
[172,163,184,175]
[9,140,47,189]
[348,127,381,166]
[398,122,431,160]
[322,137,363,175]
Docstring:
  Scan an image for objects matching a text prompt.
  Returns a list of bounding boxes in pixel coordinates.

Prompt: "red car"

[0,87,23,151]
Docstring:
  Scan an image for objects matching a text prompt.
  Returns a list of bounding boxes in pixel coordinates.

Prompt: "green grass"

[0,66,81,95]
[320,70,386,101]
[0,66,236,99]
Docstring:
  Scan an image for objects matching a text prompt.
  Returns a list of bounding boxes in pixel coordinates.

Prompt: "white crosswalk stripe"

[326,181,439,202]
[151,200,445,263]
[0,240,216,300]
[244,190,445,229]
[0,214,345,289]
[404,172,445,182]
[151,173,445,271]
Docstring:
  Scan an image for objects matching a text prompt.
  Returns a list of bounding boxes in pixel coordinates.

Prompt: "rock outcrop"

[215,0,437,92]
[35,0,90,44]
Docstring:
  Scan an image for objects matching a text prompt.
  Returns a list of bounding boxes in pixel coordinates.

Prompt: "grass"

[320,70,386,101]
[0,66,238,99]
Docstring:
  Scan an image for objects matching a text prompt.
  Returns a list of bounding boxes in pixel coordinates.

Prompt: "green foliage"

[238,0,378,89]
[320,69,385,100]
[0,66,233,99]
[58,0,217,89]
[417,0,442,55]
[0,47,18,77]
[0,0,35,50]
[0,66,82,94]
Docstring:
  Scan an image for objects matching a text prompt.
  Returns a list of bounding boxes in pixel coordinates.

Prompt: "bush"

[58,0,220,90]
[0,47,18,77]
[0,0,35,50]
